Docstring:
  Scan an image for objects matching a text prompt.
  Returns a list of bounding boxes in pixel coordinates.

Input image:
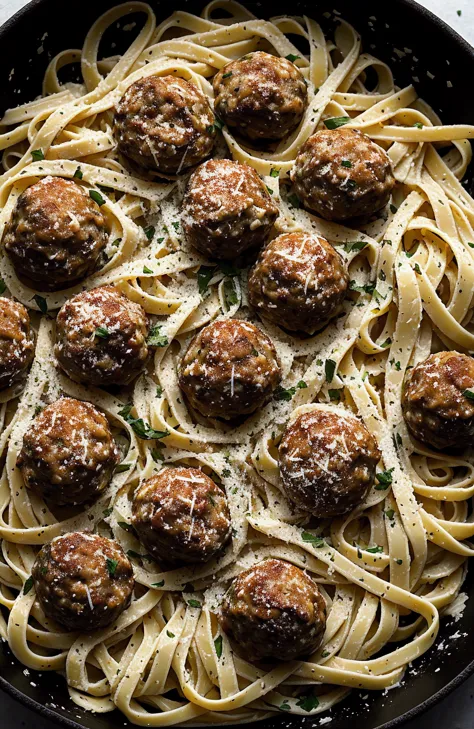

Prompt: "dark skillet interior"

[0,0,473,728]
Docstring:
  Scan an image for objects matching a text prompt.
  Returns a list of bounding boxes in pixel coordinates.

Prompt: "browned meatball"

[4,177,107,290]
[402,351,474,449]
[55,286,149,387]
[279,408,380,517]
[220,558,326,661]
[290,128,395,221]
[132,467,231,565]
[17,398,119,506]
[248,232,348,334]
[213,52,308,142]
[182,159,278,261]
[32,532,134,631]
[0,298,34,390]
[178,319,281,419]
[114,75,216,174]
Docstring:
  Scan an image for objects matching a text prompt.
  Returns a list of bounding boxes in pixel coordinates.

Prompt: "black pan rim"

[0,0,474,727]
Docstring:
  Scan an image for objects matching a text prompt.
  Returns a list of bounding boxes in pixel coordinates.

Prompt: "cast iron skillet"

[0,0,473,727]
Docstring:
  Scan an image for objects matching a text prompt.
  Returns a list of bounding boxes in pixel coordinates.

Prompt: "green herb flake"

[266,185,273,195]
[166,629,175,638]
[366,545,384,554]
[23,576,34,594]
[224,278,238,307]
[413,122,424,129]
[328,389,340,401]
[214,634,223,658]
[297,380,307,390]
[89,189,106,206]
[73,167,83,179]
[197,265,214,295]
[344,240,367,253]
[33,295,48,314]
[324,116,350,129]
[31,148,44,161]
[187,599,202,608]
[341,159,352,168]
[325,358,336,382]
[302,531,325,547]
[274,385,297,401]
[296,694,320,713]
[152,580,165,588]
[118,405,169,441]
[395,558,403,565]
[385,508,395,520]
[463,389,474,401]
[285,53,300,62]
[115,463,131,473]
[103,507,113,517]
[0,279,6,295]
[279,701,291,712]
[222,71,233,78]
[287,193,300,208]
[106,558,118,577]
[375,468,395,489]
[381,338,392,348]
[414,263,422,274]
[147,325,168,348]
[144,226,155,241]
[95,326,109,340]
[390,204,398,214]
[270,168,280,178]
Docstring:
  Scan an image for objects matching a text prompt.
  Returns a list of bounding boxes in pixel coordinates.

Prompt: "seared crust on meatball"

[32,532,134,631]
[402,351,474,449]
[178,319,281,419]
[132,467,231,565]
[4,176,107,290]
[248,232,348,334]
[114,75,216,174]
[290,128,395,221]
[18,398,119,506]
[219,558,326,661]
[182,159,278,260]
[279,408,380,517]
[55,286,149,387]
[213,51,308,142]
[0,298,34,390]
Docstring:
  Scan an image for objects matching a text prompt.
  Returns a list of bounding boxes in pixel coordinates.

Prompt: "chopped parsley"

[222,71,233,78]
[274,380,307,401]
[197,265,214,295]
[302,531,325,547]
[23,576,34,594]
[325,358,336,382]
[144,226,155,241]
[344,240,367,253]
[147,325,168,348]
[73,167,83,179]
[324,116,350,129]
[224,278,238,307]
[187,599,201,608]
[341,159,352,168]
[143,265,153,274]
[0,279,6,295]
[296,693,320,712]
[152,580,165,588]
[390,204,398,214]
[413,122,424,129]
[328,389,341,401]
[166,630,175,638]
[375,468,394,489]
[31,149,44,161]
[385,508,395,520]
[287,193,300,208]
[115,463,131,473]
[214,634,223,658]
[94,326,109,339]
[270,168,280,178]
[118,405,169,441]
[89,189,105,206]
[33,294,48,314]
[106,558,118,577]
[366,545,384,553]
[285,53,300,62]
[463,389,474,401]
[279,701,291,712]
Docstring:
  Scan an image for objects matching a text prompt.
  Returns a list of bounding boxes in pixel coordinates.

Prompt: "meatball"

[32,532,134,631]
[290,128,395,222]
[279,408,380,517]
[55,285,149,387]
[17,398,119,506]
[213,51,308,142]
[114,75,216,174]
[220,558,326,661]
[0,298,34,391]
[4,176,107,290]
[178,319,281,419]
[182,159,278,261]
[248,231,348,334]
[132,467,231,565]
[402,351,474,449]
